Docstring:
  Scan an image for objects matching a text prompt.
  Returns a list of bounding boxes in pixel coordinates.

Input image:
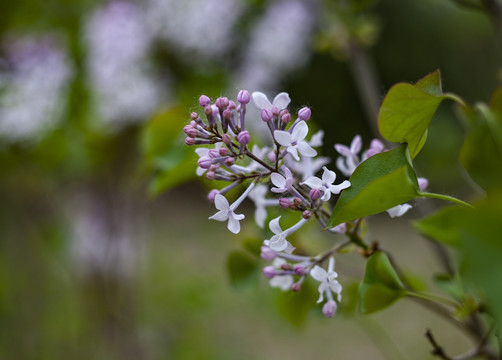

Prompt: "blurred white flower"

[0,35,73,142]
[84,1,164,130]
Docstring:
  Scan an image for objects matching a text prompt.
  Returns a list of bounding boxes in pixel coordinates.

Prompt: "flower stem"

[405,290,460,308]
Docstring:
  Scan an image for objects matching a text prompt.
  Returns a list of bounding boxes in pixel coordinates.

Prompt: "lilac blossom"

[271,167,294,193]
[268,258,294,291]
[252,91,291,112]
[301,166,351,202]
[335,135,385,177]
[0,35,73,142]
[264,216,309,253]
[311,257,342,303]
[274,121,317,161]
[248,184,284,228]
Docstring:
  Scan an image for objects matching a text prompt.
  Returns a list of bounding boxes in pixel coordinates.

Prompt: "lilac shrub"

[183,89,423,317]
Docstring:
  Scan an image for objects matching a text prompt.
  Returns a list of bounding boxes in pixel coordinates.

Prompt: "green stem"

[406,290,460,308]
[420,192,474,209]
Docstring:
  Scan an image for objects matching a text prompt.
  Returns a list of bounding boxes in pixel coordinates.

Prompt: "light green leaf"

[413,206,465,246]
[328,144,420,227]
[359,251,405,314]
[378,70,464,158]
[226,251,258,289]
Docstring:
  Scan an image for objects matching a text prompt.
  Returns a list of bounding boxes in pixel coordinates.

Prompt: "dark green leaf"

[226,251,258,289]
[359,251,405,314]
[328,144,420,227]
[242,237,263,257]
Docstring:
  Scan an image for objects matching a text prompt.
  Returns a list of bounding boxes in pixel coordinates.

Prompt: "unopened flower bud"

[208,189,219,202]
[294,264,306,276]
[206,171,216,180]
[190,120,198,127]
[199,95,211,107]
[302,210,312,219]
[261,246,276,260]
[281,263,291,271]
[185,137,196,145]
[322,300,337,318]
[261,108,273,122]
[281,113,291,123]
[209,164,220,172]
[222,133,232,144]
[418,177,429,192]
[208,149,220,158]
[184,125,197,138]
[198,157,212,169]
[237,131,251,145]
[298,107,311,121]
[280,109,289,117]
[292,283,301,292]
[293,198,303,207]
[190,112,199,120]
[237,90,250,104]
[267,151,276,162]
[219,148,229,156]
[228,100,236,110]
[271,106,280,117]
[204,105,213,115]
[310,188,321,201]
[263,266,276,278]
[215,97,225,109]
[279,198,292,209]
[224,157,235,166]
[223,109,232,120]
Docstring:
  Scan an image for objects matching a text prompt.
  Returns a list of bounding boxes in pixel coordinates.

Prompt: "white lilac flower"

[269,258,294,291]
[274,121,317,161]
[0,35,73,142]
[301,167,351,202]
[329,223,347,234]
[234,0,316,92]
[385,177,428,218]
[209,183,255,234]
[264,216,309,253]
[84,1,163,130]
[335,135,386,177]
[252,91,291,112]
[146,0,244,62]
[310,257,342,303]
[286,130,330,181]
[270,167,294,193]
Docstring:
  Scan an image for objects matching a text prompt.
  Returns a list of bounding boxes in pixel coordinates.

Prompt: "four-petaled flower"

[252,91,291,111]
[310,258,342,303]
[264,216,296,253]
[274,121,317,161]
[301,166,351,201]
[209,194,245,234]
[269,258,294,291]
[271,167,294,193]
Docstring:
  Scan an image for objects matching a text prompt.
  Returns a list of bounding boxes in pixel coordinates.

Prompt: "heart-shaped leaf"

[413,206,464,246]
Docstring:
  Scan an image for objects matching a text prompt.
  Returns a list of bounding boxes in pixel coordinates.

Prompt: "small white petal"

[213,194,229,211]
[387,204,412,218]
[252,91,272,109]
[196,166,206,176]
[255,206,267,229]
[336,157,352,177]
[310,265,328,282]
[269,234,288,252]
[227,216,241,234]
[287,146,300,161]
[269,217,283,235]
[334,144,351,157]
[284,242,295,254]
[209,210,228,221]
[292,121,309,142]
[320,189,331,202]
[317,283,328,303]
[297,141,317,157]
[329,180,351,195]
[350,135,362,154]
[309,130,324,147]
[271,173,286,189]
[274,130,293,146]
[270,275,293,291]
[272,92,291,109]
[301,176,322,189]
[322,166,337,184]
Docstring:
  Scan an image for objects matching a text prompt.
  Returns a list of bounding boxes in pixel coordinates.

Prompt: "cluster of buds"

[183,90,424,318]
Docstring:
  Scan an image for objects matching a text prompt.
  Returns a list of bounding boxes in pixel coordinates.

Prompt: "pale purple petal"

[301,176,322,189]
[387,204,412,218]
[334,144,351,157]
[286,146,300,161]
[270,275,293,291]
[329,180,351,194]
[227,215,241,234]
[310,265,328,282]
[252,91,273,109]
[297,141,317,157]
[322,166,337,184]
[309,130,324,147]
[317,283,328,303]
[320,189,331,202]
[255,206,267,229]
[271,173,286,189]
[269,235,288,252]
[418,177,429,192]
[269,217,283,235]
[213,194,230,211]
[272,92,291,109]
[209,210,228,221]
[336,157,351,177]
[292,120,309,142]
[350,135,362,154]
[274,130,293,146]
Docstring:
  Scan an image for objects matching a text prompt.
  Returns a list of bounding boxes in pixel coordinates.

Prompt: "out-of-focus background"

[0,0,500,359]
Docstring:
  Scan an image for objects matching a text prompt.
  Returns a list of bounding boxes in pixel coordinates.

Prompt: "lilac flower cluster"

[184,90,424,318]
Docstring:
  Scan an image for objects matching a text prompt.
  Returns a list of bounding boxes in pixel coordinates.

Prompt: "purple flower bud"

[294,264,306,276]
[263,266,276,278]
[228,100,236,110]
[298,107,311,121]
[208,189,219,202]
[280,109,289,117]
[190,112,199,120]
[198,157,212,169]
[267,151,276,163]
[183,125,197,138]
[293,198,303,207]
[292,283,301,292]
[222,97,229,108]
[310,188,321,201]
[215,97,224,109]
[271,106,280,117]
[204,105,213,115]
[260,246,276,261]
[322,300,337,318]
[281,113,291,124]
[236,104,241,112]
[237,90,250,104]
[222,133,232,144]
[279,198,292,209]
[302,210,311,219]
[237,131,251,145]
[418,177,429,192]
[185,137,196,146]
[224,157,235,166]
[206,171,216,180]
[199,95,211,107]
[219,148,229,156]
[208,149,220,158]
[190,120,198,127]
[209,164,220,172]
[261,108,273,122]
[222,109,232,120]
[281,263,291,271]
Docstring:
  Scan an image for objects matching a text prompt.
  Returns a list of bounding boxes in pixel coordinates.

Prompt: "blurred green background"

[0,0,500,359]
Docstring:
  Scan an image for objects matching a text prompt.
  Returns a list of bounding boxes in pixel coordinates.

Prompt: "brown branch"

[426,329,453,360]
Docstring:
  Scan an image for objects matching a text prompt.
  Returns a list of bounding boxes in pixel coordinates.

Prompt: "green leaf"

[242,237,263,257]
[378,70,464,158]
[226,251,258,289]
[276,280,318,326]
[328,144,420,227]
[359,251,405,314]
[413,206,464,246]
